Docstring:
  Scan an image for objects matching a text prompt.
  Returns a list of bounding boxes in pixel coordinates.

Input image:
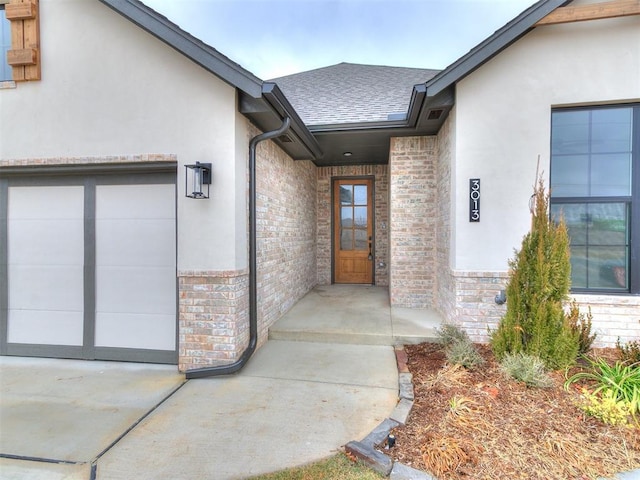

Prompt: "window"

[550,104,639,294]
[0,4,11,81]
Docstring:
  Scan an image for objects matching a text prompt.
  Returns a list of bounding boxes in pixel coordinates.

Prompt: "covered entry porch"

[269,285,443,346]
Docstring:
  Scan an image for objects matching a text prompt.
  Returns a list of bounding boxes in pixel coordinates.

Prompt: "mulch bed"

[387,343,640,480]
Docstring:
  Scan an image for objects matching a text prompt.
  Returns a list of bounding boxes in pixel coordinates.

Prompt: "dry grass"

[388,343,640,480]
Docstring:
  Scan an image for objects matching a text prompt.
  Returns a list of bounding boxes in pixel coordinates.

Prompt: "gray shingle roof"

[271,63,439,127]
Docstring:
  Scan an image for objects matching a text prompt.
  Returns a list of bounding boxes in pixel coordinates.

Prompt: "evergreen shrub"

[490,178,581,370]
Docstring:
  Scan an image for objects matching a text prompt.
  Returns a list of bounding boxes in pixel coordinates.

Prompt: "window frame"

[0,2,12,82]
[550,103,639,295]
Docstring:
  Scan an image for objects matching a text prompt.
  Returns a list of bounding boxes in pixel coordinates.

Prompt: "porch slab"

[269,285,442,346]
[390,307,441,344]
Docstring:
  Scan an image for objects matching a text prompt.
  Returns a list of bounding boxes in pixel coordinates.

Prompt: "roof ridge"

[271,62,440,82]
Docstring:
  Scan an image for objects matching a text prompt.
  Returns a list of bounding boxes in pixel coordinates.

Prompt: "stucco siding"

[0,0,247,273]
[453,15,640,273]
[446,14,640,346]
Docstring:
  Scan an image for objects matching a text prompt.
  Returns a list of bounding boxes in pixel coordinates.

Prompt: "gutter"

[185,117,291,379]
[261,83,324,159]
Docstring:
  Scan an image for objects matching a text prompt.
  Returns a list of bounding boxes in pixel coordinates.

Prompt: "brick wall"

[450,271,508,342]
[445,275,640,348]
[435,114,455,320]
[317,165,389,286]
[388,136,438,307]
[255,130,318,345]
[571,294,640,347]
[178,270,249,371]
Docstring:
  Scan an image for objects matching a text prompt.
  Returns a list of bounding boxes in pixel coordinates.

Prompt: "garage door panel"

[96,184,175,219]
[8,219,84,265]
[8,310,84,346]
[9,186,84,219]
[9,265,84,311]
[95,313,175,350]
[96,219,176,267]
[96,266,176,314]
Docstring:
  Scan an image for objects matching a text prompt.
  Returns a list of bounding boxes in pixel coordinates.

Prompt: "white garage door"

[7,186,85,346]
[95,184,176,351]
[2,175,177,364]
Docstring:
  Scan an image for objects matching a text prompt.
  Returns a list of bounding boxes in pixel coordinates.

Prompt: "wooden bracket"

[7,48,37,66]
[536,0,640,26]
[5,1,37,20]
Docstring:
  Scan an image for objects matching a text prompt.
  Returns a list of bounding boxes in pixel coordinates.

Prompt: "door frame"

[331,176,375,284]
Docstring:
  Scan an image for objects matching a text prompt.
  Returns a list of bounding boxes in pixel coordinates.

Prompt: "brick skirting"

[178,270,249,372]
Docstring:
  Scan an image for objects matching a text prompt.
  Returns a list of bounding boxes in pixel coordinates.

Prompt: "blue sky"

[143,0,537,79]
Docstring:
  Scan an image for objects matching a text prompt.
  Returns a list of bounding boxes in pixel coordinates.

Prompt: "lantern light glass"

[185,162,212,199]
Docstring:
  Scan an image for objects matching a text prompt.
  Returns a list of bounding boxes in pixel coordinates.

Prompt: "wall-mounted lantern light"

[185,162,212,199]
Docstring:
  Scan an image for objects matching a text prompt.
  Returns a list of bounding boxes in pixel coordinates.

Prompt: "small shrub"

[564,356,640,416]
[617,338,640,365]
[436,323,469,346]
[500,352,554,388]
[577,388,633,426]
[445,339,485,370]
[565,300,596,354]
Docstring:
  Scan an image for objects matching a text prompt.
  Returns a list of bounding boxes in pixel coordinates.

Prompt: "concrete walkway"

[0,340,398,480]
[1,285,443,479]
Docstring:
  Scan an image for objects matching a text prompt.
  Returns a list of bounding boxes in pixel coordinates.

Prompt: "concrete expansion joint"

[345,346,640,480]
[242,372,398,391]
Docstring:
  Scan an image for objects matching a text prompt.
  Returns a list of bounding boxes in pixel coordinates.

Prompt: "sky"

[142,0,538,80]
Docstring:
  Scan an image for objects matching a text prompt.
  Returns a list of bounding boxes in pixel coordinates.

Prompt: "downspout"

[186,116,291,379]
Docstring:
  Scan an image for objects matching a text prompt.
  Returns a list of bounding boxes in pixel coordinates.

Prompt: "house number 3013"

[469,178,480,222]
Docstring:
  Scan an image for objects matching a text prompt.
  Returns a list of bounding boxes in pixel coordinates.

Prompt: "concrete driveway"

[0,340,398,479]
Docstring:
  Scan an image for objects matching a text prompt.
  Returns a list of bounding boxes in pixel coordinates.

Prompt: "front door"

[333,178,374,284]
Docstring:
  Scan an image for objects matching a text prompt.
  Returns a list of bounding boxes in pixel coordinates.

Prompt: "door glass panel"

[337,181,370,253]
[341,229,353,250]
[354,206,367,227]
[354,185,367,205]
[355,229,368,250]
[341,206,353,226]
[340,186,352,205]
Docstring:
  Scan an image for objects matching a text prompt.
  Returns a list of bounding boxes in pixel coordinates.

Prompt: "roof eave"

[261,83,324,160]
[97,0,263,98]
